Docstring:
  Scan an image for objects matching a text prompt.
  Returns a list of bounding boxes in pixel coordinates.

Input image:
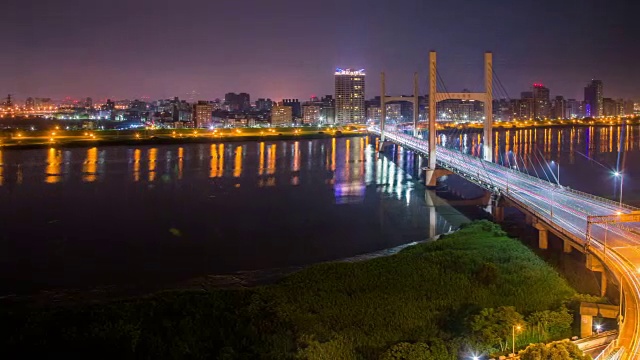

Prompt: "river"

[0,125,637,297]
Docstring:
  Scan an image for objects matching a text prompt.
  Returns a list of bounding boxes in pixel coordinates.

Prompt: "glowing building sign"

[335,68,366,76]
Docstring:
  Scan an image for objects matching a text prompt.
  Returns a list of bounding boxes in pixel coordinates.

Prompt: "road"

[373,128,640,359]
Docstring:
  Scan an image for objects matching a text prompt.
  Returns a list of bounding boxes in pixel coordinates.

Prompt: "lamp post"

[614,172,624,207]
[512,325,522,355]
[551,160,560,185]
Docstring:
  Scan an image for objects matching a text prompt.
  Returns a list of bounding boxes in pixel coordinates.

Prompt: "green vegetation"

[519,340,591,360]
[0,221,588,359]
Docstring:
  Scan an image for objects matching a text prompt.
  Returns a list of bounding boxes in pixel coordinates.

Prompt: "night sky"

[2,0,639,102]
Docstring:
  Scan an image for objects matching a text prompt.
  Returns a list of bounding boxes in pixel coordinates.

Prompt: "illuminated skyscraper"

[334,68,365,124]
[194,101,213,128]
[584,80,603,117]
[532,83,550,119]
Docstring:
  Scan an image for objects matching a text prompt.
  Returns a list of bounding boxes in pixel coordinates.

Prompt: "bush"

[519,340,591,360]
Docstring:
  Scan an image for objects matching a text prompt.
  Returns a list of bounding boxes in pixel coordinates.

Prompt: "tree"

[297,335,357,360]
[470,307,525,352]
[519,340,591,360]
[380,340,454,360]
[526,307,573,340]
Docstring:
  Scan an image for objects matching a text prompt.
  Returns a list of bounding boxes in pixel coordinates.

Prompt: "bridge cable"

[537,149,559,185]
[532,151,553,183]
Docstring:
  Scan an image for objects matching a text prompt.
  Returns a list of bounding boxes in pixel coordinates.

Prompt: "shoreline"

[0,233,448,307]
[0,132,365,151]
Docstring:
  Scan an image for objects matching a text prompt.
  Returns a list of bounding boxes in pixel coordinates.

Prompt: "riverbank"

[1,221,589,359]
[0,127,366,150]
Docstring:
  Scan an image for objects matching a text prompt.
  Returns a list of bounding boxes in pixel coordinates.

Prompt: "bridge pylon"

[379,72,420,144]
[427,51,494,164]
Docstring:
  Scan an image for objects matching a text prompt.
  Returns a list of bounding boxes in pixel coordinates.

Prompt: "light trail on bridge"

[371,127,640,359]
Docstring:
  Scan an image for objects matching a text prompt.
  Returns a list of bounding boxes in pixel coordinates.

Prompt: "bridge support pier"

[563,239,573,253]
[580,302,620,338]
[491,205,504,223]
[533,222,548,250]
[586,254,608,297]
[424,168,452,189]
[580,313,594,338]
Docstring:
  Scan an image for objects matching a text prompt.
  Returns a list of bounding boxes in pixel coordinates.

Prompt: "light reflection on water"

[0,136,465,295]
[432,125,640,204]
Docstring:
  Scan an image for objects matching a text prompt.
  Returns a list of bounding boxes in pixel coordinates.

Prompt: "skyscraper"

[532,84,550,119]
[282,99,301,119]
[225,92,251,112]
[334,68,365,124]
[584,80,603,117]
[194,101,213,128]
[271,105,292,126]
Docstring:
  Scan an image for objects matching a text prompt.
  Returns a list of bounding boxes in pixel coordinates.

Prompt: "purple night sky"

[2,0,639,102]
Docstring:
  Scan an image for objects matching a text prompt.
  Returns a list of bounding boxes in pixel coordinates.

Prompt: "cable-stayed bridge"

[372,51,638,360]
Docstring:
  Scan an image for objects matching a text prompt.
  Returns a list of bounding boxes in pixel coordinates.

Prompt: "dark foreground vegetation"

[1,221,591,359]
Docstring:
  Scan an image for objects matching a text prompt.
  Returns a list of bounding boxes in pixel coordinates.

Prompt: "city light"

[334,68,366,76]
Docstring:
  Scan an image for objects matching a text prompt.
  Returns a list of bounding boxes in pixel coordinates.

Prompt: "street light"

[614,171,624,207]
[512,325,522,355]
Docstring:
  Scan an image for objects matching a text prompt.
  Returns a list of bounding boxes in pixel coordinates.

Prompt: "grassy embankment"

[0,126,366,149]
[1,221,584,359]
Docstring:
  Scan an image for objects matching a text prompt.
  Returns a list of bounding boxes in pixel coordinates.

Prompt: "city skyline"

[2,0,639,101]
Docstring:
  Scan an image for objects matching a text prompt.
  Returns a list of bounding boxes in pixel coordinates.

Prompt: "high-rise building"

[225,92,251,112]
[334,68,365,124]
[622,99,635,116]
[366,106,381,123]
[84,97,93,109]
[255,98,273,111]
[566,99,582,118]
[603,98,617,117]
[271,105,292,126]
[25,97,35,109]
[194,101,213,128]
[321,95,335,124]
[386,103,402,121]
[584,80,603,117]
[551,96,566,119]
[302,104,321,124]
[282,99,301,119]
[532,84,550,119]
[519,91,534,119]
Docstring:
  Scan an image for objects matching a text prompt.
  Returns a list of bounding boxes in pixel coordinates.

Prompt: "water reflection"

[148,148,157,182]
[234,146,243,178]
[133,149,141,182]
[82,147,97,182]
[1,137,474,295]
[45,148,61,184]
[178,147,184,180]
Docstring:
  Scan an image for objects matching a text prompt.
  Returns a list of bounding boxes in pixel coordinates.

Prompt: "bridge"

[371,127,638,359]
[370,50,639,360]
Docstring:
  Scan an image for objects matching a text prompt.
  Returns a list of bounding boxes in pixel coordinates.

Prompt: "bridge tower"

[379,72,420,142]
[427,51,494,169]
